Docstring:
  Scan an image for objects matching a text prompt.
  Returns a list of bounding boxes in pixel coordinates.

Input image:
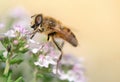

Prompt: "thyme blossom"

[33,41,61,68]
[4,30,16,37]
[57,55,86,82]
[4,24,28,38]
[34,55,57,68]
[13,25,28,34]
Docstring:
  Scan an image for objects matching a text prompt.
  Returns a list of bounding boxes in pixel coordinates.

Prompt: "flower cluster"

[2,24,28,48]
[59,55,86,82]
[28,38,86,82]
[28,37,61,67]
[0,7,86,82]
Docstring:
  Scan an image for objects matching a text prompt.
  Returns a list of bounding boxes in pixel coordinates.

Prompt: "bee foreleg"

[30,29,38,39]
[30,27,43,39]
[47,34,50,41]
[30,32,36,39]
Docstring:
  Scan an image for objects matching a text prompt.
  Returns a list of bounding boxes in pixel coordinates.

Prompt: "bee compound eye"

[35,14,43,25]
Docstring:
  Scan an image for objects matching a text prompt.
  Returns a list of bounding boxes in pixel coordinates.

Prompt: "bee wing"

[53,27,78,47]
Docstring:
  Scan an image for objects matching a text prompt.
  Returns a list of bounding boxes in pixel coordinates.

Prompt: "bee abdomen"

[54,27,78,47]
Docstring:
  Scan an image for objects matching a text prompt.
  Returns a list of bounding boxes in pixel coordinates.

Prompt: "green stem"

[4,45,12,76]
[32,68,38,82]
[3,58,10,76]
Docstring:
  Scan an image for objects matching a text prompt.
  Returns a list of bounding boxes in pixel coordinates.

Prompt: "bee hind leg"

[52,36,63,74]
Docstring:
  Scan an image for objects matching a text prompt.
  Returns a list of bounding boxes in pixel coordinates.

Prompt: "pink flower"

[13,25,27,34]
[60,54,79,65]
[48,50,61,59]
[58,66,86,82]
[34,55,57,68]
[42,43,50,53]
[72,64,85,73]
[13,40,19,45]
[56,54,86,82]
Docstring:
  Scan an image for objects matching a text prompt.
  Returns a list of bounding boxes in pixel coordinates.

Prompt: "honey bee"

[30,14,78,70]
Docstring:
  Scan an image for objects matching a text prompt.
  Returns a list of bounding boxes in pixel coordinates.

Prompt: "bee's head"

[31,14,43,30]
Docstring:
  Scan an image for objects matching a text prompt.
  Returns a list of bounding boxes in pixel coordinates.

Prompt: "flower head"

[34,55,57,68]
[4,30,16,37]
[56,54,86,82]
[59,69,86,82]
[33,41,61,69]
[13,25,28,34]
[13,40,19,45]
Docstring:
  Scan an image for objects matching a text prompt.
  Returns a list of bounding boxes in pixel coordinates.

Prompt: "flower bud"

[13,40,19,45]
[7,45,11,52]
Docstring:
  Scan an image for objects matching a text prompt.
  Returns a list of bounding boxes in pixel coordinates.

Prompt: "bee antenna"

[31,14,37,18]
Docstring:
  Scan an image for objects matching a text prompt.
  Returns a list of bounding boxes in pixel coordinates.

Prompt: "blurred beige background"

[0,0,120,82]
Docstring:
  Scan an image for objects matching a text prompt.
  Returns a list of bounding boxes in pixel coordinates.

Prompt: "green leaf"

[37,74,44,78]
[7,73,13,82]
[42,73,53,82]
[10,58,23,64]
[0,50,6,62]
[0,50,5,55]
[0,37,10,48]
[15,77,23,82]
[19,48,28,54]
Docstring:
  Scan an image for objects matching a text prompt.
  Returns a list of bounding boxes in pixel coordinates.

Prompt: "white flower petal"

[4,30,16,37]
[34,62,39,66]
[46,56,56,65]
[32,48,39,54]
[58,67,86,82]
[3,51,8,58]
[52,67,61,74]
[34,55,57,68]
